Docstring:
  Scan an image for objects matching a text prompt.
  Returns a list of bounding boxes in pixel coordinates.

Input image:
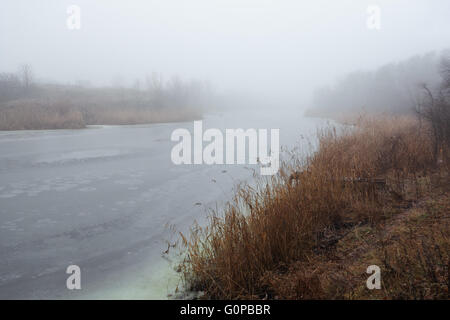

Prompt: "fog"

[1,0,450,108]
[2,1,450,300]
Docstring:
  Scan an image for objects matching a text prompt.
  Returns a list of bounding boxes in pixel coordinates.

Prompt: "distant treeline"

[307,51,450,119]
[0,66,213,130]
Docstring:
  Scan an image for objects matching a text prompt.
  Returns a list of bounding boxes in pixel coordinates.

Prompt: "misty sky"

[1,0,450,105]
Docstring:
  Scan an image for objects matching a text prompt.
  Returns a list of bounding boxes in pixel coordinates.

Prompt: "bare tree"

[18,64,33,92]
[146,72,165,108]
[439,50,450,94]
[416,81,450,162]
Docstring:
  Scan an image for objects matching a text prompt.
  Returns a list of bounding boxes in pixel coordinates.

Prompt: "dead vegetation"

[0,98,202,130]
[0,99,85,130]
[178,115,449,299]
[0,69,208,130]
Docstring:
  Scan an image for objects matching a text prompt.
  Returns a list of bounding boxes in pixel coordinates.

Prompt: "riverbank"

[179,115,449,299]
[0,73,210,130]
[0,98,202,130]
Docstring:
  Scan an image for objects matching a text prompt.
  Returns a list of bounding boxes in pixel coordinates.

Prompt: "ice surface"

[0,109,330,299]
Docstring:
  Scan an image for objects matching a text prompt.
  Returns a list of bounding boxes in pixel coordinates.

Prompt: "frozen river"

[0,108,328,299]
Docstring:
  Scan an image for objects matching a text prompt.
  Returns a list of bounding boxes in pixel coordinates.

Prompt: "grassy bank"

[0,98,202,130]
[0,73,209,130]
[178,116,449,299]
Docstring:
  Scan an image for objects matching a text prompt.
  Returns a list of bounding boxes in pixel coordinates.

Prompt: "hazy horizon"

[1,0,450,107]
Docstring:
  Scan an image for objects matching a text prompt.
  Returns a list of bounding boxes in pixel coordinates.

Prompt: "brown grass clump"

[179,116,449,299]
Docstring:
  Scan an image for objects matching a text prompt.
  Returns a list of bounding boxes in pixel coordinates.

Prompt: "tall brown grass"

[179,116,448,299]
[0,98,202,130]
[0,99,85,130]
